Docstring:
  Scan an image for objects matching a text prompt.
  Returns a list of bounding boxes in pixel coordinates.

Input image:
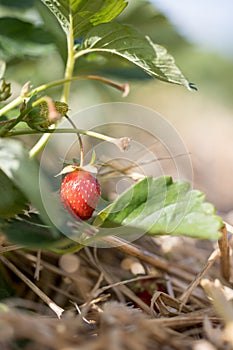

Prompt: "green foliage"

[1,214,59,248]
[0,169,28,218]
[35,1,67,62]
[97,177,223,240]
[0,0,35,8]
[0,17,54,62]
[40,0,127,37]
[40,0,193,89]
[80,22,192,89]
[0,138,60,234]
[0,0,223,248]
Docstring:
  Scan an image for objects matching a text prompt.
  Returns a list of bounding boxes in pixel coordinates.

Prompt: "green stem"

[30,15,75,158]
[0,118,18,126]
[65,115,84,167]
[29,133,52,158]
[0,76,127,118]
[50,242,83,255]
[61,14,75,104]
[30,75,127,97]
[0,106,31,137]
[0,96,55,137]
[28,75,127,157]
[0,75,127,155]
[0,95,23,117]
[7,128,117,142]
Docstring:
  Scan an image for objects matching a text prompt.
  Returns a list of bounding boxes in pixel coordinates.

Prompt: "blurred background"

[1,0,233,220]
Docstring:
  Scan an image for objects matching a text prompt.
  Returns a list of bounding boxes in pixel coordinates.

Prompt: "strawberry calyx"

[56,151,98,177]
[55,164,98,177]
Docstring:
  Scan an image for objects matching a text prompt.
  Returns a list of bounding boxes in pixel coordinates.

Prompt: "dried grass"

[0,228,232,350]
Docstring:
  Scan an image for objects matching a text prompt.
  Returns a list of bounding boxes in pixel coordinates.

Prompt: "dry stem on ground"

[0,229,232,350]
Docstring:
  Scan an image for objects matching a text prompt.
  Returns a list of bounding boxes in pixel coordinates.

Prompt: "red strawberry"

[60,170,101,220]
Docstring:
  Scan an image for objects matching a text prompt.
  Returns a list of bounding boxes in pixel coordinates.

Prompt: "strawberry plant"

[1,3,232,350]
[0,0,223,251]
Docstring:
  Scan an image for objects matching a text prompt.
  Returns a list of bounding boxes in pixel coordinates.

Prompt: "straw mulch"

[0,225,232,350]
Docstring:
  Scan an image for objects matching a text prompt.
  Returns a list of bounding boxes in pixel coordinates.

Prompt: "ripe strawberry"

[60,170,101,220]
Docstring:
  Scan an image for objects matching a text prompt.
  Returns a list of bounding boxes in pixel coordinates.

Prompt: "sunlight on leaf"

[96,176,223,239]
[80,23,192,89]
[41,0,127,37]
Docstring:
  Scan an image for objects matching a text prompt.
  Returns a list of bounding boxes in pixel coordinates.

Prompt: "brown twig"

[148,306,219,330]
[218,224,230,281]
[0,255,64,318]
[179,248,221,306]
[0,244,23,253]
[103,236,170,272]
[34,249,41,281]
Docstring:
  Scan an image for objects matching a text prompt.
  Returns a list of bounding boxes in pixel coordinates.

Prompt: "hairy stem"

[0,76,127,119]
[65,115,84,167]
[30,75,128,97]
[0,96,56,137]
[0,95,24,117]
[0,105,31,137]
[7,128,120,143]
[30,15,75,158]
[61,15,75,103]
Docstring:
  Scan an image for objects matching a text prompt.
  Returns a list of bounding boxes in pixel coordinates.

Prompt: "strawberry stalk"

[6,128,131,152]
[0,76,129,119]
[64,114,84,167]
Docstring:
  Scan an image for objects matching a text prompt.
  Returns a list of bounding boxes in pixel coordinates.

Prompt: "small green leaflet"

[40,0,127,37]
[80,23,193,89]
[96,176,223,240]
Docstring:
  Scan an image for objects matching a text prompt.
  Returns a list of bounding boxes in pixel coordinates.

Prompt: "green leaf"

[36,1,67,62]
[96,176,223,240]
[0,214,59,248]
[0,18,54,62]
[0,169,28,218]
[0,0,35,8]
[0,139,60,235]
[80,22,192,89]
[40,0,127,37]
